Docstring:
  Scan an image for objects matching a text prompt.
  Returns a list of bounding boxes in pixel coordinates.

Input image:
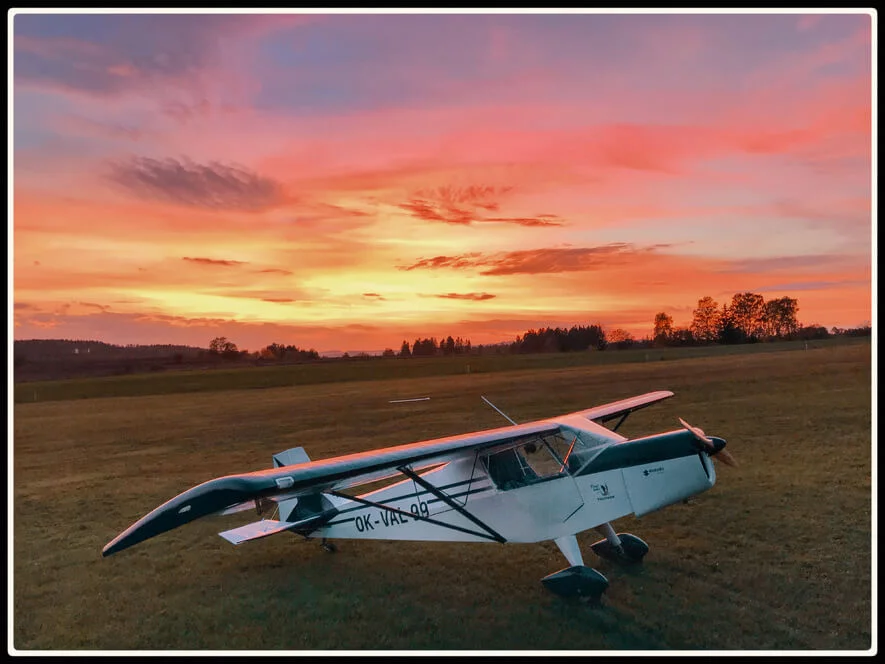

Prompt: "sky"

[10,10,874,353]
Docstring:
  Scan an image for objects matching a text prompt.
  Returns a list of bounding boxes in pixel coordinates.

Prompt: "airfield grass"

[12,340,872,651]
[13,337,856,404]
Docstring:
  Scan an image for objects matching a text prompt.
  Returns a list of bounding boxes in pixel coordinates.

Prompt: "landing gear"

[541,535,609,601]
[541,566,609,601]
[590,523,648,564]
[320,538,337,553]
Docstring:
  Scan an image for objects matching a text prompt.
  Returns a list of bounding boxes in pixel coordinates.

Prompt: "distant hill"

[13,339,210,382]
[14,339,206,362]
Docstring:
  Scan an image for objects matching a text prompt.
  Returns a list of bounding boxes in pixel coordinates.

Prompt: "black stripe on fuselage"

[575,430,701,476]
[332,477,490,516]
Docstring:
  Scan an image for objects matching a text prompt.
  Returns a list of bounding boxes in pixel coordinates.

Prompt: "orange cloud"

[182,257,248,267]
[434,292,496,301]
[399,244,674,276]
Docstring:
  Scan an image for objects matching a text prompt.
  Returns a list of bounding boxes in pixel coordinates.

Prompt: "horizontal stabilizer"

[218,519,294,545]
[273,446,311,468]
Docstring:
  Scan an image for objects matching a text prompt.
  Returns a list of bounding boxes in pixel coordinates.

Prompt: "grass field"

[13,336,864,404]
[12,339,873,651]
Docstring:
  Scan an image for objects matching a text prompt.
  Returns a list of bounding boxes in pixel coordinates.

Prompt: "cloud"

[397,253,483,271]
[14,14,308,97]
[481,215,564,227]
[77,301,111,311]
[719,254,864,274]
[399,244,671,276]
[162,98,213,124]
[60,115,149,142]
[755,279,871,292]
[182,257,247,267]
[107,156,286,212]
[435,292,496,301]
[771,197,870,230]
[363,293,386,300]
[397,184,563,226]
[215,288,313,303]
[256,268,294,276]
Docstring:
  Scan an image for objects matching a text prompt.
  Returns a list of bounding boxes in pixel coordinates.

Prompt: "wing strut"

[612,412,630,432]
[326,489,505,542]
[396,465,507,543]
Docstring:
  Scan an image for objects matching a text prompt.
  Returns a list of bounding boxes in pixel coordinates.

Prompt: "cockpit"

[481,427,593,491]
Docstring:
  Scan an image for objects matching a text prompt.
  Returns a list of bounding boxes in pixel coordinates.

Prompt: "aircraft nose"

[707,436,738,467]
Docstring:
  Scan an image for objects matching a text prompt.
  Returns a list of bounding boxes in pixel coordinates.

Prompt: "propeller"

[678,418,738,467]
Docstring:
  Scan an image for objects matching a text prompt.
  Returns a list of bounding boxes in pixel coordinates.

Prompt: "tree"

[762,296,800,339]
[382,348,396,358]
[399,340,411,358]
[669,327,696,346]
[717,304,745,344]
[795,324,829,340]
[690,296,721,344]
[209,336,228,355]
[653,312,674,346]
[608,328,635,350]
[443,336,456,356]
[209,336,239,358]
[411,337,438,357]
[730,292,766,341]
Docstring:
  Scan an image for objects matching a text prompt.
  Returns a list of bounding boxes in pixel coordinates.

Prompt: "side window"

[483,432,586,490]
[539,430,585,474]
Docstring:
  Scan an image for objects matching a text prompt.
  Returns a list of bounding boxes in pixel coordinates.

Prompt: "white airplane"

[102,390,736,600]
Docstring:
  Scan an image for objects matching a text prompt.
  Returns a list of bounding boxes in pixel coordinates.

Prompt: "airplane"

[102,390,736,600]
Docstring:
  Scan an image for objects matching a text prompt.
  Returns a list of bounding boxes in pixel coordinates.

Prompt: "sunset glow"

[11,10,874,352]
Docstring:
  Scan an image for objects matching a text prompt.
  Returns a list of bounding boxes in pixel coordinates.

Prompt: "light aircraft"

[103,390,735,600]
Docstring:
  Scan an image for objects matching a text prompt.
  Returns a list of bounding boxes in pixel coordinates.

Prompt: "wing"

[568,390,674,425]
[102,419,560,557]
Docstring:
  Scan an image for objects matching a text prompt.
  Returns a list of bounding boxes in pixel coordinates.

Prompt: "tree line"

[205,292,869,363]
[208,336,319,361]
[649,292,845,348]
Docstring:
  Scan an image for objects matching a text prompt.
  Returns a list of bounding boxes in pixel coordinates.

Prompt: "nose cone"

[708,436,738,467]
[709,436,727,455]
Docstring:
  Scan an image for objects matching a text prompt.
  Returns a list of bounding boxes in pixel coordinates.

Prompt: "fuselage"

[316,419,716,544]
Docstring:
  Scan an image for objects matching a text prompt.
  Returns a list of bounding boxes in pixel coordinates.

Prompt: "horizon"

[11,10,874,352]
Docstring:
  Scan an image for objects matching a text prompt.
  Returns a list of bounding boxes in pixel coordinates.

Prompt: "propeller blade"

[679,418,737,467]
[678,417,714,448]
[715,448,739,468]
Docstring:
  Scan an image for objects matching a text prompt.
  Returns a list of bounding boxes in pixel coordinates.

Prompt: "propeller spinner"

[678,418,738,467]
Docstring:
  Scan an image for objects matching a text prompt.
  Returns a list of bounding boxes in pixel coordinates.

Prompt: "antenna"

[481,395,518,426]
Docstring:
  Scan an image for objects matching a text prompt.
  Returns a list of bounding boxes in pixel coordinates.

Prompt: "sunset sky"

[10,10,874,353]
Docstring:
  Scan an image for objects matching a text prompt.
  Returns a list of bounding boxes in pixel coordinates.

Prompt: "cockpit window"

[482,429,587,490]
